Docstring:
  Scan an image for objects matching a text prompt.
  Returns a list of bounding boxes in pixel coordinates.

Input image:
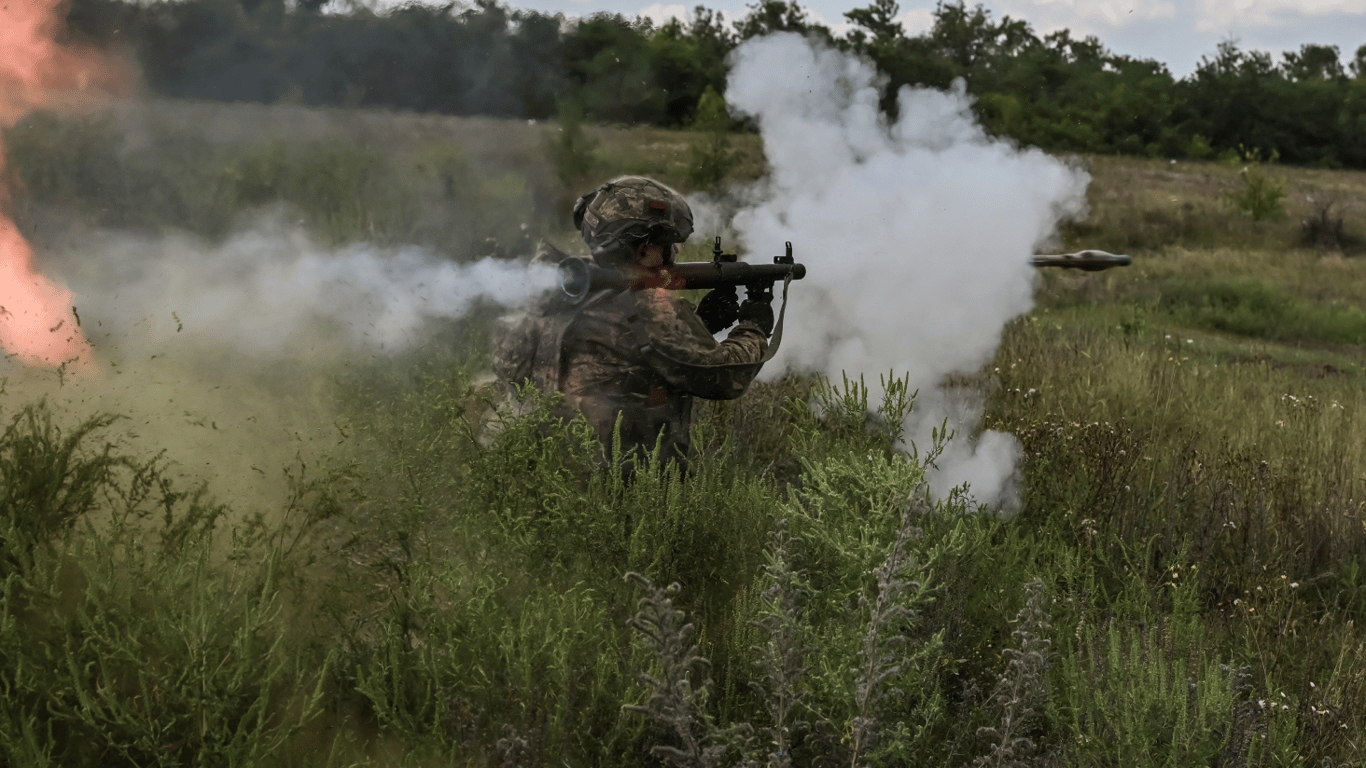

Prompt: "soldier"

[492,176,773,474]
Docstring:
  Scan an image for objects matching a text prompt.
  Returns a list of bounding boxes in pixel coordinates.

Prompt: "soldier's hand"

[737,296,774,337]
[696,288,740,334]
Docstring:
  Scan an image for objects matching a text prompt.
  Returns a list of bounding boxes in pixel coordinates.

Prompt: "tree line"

[65,0,1366,168]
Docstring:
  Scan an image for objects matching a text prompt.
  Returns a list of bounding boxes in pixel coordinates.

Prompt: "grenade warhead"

[1031,250,1132,271]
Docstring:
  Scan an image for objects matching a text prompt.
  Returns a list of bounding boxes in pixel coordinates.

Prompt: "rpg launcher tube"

[560,257,807,304]
[1030,250,1132,271]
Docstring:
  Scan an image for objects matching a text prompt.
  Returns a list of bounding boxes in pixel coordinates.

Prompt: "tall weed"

[0,401,326,766]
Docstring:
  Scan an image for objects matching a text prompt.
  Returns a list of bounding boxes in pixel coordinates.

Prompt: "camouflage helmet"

[573,176,694,266]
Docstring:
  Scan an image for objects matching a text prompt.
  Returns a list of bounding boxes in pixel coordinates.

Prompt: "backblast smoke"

[0,0,129,371]
[724,33,1090,513]
[55,220,559,357]
[11,215,559,518]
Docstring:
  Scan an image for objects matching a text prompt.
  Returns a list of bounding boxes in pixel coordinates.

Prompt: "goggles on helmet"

[588,219,687,261]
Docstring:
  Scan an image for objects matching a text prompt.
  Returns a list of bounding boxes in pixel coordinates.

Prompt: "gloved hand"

[737,296,774,337]
[695,288,740,334]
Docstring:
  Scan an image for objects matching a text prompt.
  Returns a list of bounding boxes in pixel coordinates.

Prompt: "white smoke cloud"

[724,33,1088,513]
[52,217,558,357]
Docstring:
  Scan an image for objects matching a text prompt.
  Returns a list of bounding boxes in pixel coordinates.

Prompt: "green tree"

[1282,43,1345,81]
[844,0,902,43]
[1352,44,1366,78]
[648,11,734,125]
[734,0,830,41]
[561,13,667,124]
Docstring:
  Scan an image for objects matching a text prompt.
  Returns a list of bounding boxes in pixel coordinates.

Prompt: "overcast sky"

[502,0,1366,77]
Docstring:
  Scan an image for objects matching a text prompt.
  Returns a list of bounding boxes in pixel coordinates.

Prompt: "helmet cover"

[574,176,694,265]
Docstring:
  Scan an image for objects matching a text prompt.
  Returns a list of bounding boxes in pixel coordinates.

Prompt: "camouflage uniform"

[493,242,769,473]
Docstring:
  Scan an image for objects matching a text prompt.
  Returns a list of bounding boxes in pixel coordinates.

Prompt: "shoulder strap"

[541,288,619,391]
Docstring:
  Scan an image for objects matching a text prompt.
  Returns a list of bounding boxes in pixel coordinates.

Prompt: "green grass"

[7,107,1366,764]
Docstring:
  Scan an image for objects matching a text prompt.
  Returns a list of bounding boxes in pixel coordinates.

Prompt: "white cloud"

[897,7,935,36]
[993,0,1178,30]
[799,7,853,36]
[1195,0,1366,30]
[638,2,686,22]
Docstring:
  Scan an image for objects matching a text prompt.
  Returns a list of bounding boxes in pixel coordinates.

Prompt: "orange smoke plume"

[1,0,131,370]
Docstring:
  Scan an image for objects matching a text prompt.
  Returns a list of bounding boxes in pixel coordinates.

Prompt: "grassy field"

[2,102,1366,766]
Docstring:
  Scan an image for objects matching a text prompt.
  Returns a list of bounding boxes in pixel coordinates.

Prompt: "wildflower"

[1291,582,1299,588]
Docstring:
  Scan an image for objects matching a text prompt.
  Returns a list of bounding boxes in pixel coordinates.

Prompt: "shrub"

[545,97,600,190]
[0,404,134,572]
[0,400,327,766]
[1230,163,1287,222]
[685,86,737,190]
[1300,192,1348,251]
[1227,148,1286,223]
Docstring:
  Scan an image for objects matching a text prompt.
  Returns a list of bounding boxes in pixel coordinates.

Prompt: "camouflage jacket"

[492,245,769,471]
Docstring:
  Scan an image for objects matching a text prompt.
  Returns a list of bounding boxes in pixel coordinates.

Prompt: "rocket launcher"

[560,237,806,305]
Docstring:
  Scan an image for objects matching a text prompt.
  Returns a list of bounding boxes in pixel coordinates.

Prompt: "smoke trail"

[4,217,559,520]
[0,0,130,371]
[725,34,1089,513]
[49,218,559,359]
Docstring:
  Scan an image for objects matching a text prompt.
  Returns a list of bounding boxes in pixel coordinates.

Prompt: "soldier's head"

[573,176,694,268]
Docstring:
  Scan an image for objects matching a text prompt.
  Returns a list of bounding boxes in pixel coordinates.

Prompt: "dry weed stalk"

[848,497,926,768]
[750,522,810,768]
[624,572,753,768]
[975,578,1051,768]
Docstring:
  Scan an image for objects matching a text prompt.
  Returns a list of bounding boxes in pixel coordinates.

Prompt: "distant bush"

[1159,276,1366,344]
[1300,192,1350,251]
[1229,163,1287,222]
